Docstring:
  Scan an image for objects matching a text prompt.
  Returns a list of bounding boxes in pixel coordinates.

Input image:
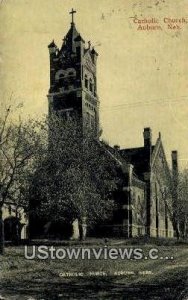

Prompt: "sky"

[0,0,188,169]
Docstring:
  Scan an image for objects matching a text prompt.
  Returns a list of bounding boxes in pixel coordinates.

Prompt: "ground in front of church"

[0,239,187,299]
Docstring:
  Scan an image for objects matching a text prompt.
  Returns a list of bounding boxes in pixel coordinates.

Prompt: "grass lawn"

[0,241,187,299]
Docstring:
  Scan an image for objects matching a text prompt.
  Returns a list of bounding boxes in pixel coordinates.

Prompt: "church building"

[47,10,176,238]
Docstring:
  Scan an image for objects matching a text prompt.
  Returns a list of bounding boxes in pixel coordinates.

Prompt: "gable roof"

[151,135,171,178]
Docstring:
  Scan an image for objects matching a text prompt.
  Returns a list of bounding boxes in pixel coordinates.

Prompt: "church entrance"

[4,217,22,241]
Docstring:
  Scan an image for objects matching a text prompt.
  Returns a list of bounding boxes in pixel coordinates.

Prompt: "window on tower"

[76,46,81,57]
[55,70,66,81]
[89,79,93,93]
[64,85,69,91]
[82,66,84,80]
[59,74,64,85]
[90,115,95,129]
[86,112,90,126]
[85,75,88,89]
[66,68,76,77]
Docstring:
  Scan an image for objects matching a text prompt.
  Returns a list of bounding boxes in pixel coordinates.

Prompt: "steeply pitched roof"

[98,142,146,189]
[151,136,171,178]
[99,141,127,168]
[66,23,80,44]
[61,23,84,53]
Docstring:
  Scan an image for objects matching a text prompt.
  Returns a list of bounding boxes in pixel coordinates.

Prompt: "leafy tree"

[30,114,120,240]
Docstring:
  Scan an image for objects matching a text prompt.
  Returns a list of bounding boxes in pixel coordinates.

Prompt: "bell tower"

[47,9,99,137]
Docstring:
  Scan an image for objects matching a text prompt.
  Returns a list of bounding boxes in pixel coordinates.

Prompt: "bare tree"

[132,191,146,235]
[152,155,179,239]
[153,159,188,240]
[177,170,188,239]
[0,106,43,254]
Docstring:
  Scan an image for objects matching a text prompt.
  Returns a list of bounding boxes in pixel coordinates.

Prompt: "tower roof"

[61,8,84,52]
[61,22,84,54]
[65,23,80,45]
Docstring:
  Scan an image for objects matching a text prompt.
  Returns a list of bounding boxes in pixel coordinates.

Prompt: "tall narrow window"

[86,112,90,126]
[85,75,88,89]
[89,79,93,92]
[82,66,83,80]
[90,115,95,129]
[76,46,80,57]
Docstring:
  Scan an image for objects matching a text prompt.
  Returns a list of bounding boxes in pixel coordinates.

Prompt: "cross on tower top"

[69,8,76,24]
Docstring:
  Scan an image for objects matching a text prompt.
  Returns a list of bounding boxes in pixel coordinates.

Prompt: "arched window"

[55,70,66,81]
[66,68,76,77]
